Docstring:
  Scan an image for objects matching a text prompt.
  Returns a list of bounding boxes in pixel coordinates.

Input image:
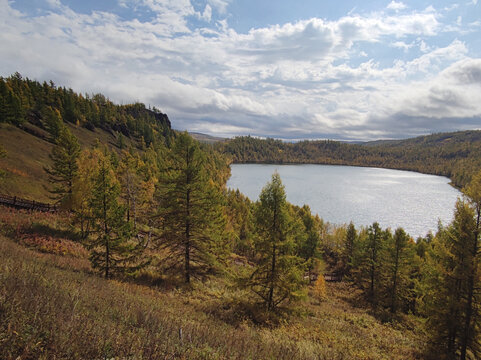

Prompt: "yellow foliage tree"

[313,274,327,300]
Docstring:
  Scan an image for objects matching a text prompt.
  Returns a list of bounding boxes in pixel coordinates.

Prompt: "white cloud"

[0,0,478,140]
[198,4,212,22]
[387,1,407,11]
[207,0,230,14]
[391,41,413,52]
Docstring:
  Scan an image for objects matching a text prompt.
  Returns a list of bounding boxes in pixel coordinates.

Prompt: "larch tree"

[368,223,384,304]
[343,222,357,277]
[460,170,481,359]
[87,150,142,278]
[155,132,228,284]
[351,222,386,305]
[384,227,415,313]
[296,205,322,282]
[71,148,98,240]
[118,151,148,230]
[44,126,80,208]
[425,199,477,359]
[247,173,306,310]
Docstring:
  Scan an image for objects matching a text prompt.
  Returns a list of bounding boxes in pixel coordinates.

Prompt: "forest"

[1,73,481,359]
[216,133,481,188]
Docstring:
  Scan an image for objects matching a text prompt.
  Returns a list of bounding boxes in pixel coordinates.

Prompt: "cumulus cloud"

[0,0,479,140]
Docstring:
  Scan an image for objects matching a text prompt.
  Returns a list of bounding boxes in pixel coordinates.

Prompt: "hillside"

[0,209,425,359]
[0,73,173,201]
[216,131,481,188]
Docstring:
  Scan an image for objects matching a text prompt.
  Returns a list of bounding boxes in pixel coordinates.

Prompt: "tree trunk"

[391,244,400,313]
[185,189,191,284]
[102,168,110,279]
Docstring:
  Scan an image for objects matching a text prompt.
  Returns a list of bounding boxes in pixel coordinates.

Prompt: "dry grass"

[0,124,54,202]
[0,208,427,359]
[0,122,134,202]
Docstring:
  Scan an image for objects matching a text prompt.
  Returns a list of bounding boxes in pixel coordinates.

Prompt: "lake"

[227,164,462,238]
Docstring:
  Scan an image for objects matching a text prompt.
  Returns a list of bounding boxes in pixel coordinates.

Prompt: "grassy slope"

[0,208,425,359]
[0,123,133,202]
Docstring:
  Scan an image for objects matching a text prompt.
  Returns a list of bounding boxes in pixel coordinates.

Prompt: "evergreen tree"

[155,132,227,283]
[343,222,357,277]
[72,148,98,240]
[367,222,384,304]
[460,170,481,359]
[118,150,156,230]
[384,227,415,313]
[41,105,63,140]
[351,222,386,305]
[296,205,322,282]
[425,200,477,359]
[87,151,142,278]
[247,173,306,310]
[44,127,81,207]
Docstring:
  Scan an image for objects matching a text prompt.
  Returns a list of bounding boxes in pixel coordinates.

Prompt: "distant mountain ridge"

[189,132,226,144]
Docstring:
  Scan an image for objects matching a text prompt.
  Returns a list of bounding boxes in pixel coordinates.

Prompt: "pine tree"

[44,127,81,207]
[155,132,227,283]
[87,151,142,278]
[247,173,306,310]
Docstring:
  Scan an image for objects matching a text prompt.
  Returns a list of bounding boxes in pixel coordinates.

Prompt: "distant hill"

[189,132,226,144]
[215,131,481,188]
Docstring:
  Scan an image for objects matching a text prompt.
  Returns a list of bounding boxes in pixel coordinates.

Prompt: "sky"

[1,0,480,141]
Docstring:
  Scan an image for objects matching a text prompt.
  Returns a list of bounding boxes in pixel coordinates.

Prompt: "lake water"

[227,164,462,238]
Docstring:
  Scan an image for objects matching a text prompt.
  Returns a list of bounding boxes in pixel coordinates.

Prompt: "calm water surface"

[227,164,462,238]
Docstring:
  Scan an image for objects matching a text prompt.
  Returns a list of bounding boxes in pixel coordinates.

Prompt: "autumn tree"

[342,222,357,277]
[424,199,477,359]
[87,150,143,278]
[225,189,255,260]
[384,227,415,313]
[118,150,155,230]
[460,170,481,359]
[155,132,228,283]
[71,149,98,240]
[41,105,63,140]
[296,205,322,282]
[44,127,81,208]
[246,173,306,310]
[351,222,386,305]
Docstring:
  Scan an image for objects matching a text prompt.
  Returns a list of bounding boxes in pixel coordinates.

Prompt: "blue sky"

[1,0,480,140]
